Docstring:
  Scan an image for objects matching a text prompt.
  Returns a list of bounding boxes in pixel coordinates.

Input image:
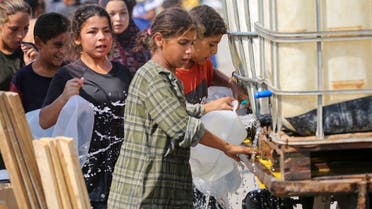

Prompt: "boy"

[176,5,246,106]
[9,12,70,112]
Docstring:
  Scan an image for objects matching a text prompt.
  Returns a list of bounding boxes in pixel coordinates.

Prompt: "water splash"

[194,113,261,209]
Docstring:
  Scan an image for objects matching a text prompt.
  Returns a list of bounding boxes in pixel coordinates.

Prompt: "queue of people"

[0,0,251,209]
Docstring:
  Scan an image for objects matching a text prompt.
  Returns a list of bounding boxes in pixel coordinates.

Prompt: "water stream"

[193,113,261,209]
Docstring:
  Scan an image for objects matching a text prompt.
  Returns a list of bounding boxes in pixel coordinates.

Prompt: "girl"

[0,0,38,90]
[39,5,132,209]
[108,7,253,209]
[99,0,149,75]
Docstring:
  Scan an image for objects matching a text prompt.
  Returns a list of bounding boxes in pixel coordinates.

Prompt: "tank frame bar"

[223,0,372,139]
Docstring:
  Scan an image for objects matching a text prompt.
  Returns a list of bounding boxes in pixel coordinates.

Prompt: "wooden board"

[48,139,73,209]
[33,137,91,209]
[272,131,372,145]
[0,92,36,209]
[56,137,91,209]
[3,92,46,207]
[33,139,63,209]
[0,92,90,209]
[0,183,18,209]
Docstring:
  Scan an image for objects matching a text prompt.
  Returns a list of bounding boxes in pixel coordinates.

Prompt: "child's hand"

[203,96,234,113]
[21,42,39,65]
[61,77,84,102]
[229,79,248,102]
[223,143,254,162]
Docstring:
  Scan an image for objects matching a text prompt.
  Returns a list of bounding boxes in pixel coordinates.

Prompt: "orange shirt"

[176,59,214,104]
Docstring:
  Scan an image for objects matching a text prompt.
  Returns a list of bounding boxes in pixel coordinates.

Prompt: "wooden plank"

[56,137,91,209]
[0,184,19,209]
[242,158,372,197]
[33,139,63,209]
[274,131,372,145]
[3,93,46,208]
[281,152,311,181]
[0,203,8,209]
[0,93,33,209]
[48,140,73,209]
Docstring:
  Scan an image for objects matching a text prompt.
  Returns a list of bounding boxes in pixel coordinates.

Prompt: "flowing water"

[192,113,340,209]
[193,113,261,209]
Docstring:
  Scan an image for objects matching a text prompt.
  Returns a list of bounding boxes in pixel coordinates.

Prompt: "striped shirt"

[108,60,205,209]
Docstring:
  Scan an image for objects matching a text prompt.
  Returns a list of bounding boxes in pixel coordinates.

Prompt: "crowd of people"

[0,0,251,209]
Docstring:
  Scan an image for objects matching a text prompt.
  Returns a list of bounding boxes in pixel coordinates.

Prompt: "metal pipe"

[316,0,324,138]
[254,24,372,43]
[233,72,372,95]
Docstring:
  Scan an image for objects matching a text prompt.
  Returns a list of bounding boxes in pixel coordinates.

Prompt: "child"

[0,0,38,90]
[108,7,253,209]
[99,0,149,75]
[0,0,38,181]
[9,12,70,113]
[176,5,246,105]
[39,5,133,209]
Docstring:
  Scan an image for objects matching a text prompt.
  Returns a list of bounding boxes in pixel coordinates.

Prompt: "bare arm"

[211,69,230,87]
[39,77,84,129]
[203,96,234,113]
[199,129,253,161]
[212,69,248,101]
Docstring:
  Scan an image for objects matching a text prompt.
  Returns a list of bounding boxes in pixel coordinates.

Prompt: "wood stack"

[33,137,91,209]
[0,92,46,209]
[0,92,90,209]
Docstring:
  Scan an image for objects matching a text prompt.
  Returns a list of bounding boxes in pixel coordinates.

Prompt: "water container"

[189,110,247,181]
[260,0,372,128]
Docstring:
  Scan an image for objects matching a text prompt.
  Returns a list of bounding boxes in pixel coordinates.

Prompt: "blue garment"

[133,17,151,30]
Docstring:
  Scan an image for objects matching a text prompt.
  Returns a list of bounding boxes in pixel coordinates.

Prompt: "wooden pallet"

[258,128,372,181]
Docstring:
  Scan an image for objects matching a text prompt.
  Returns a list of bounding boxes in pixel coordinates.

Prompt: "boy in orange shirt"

[176,5,246,107]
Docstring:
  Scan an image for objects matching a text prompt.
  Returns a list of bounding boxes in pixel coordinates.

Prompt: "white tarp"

[26,95,94,165]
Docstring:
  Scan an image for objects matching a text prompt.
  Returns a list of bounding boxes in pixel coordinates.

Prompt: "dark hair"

[162,0,182,9]
[99,0,136,15]
[34,12,70,43]
[24,0,45,18]
[71,5,112,52]
[135,7,194,53]
[189,5,226,38]
[62,5,112,62]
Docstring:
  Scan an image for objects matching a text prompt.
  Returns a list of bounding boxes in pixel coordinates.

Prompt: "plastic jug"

[190,109,247,181]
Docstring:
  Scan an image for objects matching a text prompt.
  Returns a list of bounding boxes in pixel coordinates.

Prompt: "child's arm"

[212,69,248,101]
[199,129,253,161]
[210,69,231,87]
[203,96,234,113]
[39,77,84,129]
[186,97,234,118]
